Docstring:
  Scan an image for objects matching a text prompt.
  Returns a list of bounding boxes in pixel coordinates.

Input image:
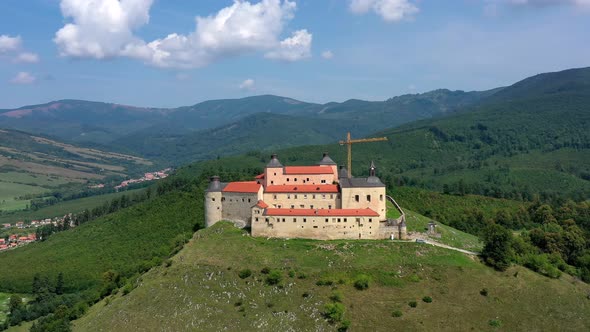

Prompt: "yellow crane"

[339,132,388,178]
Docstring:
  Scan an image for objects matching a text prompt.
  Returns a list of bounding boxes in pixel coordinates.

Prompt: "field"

[0,181,49,212]
[0,188,144,225]
[74,222,590,331]
[0,292,8,325]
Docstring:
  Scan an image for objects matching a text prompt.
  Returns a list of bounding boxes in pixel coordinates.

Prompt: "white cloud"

[10,72,36,84]
[239,78,256,90]
[321,50,334,59]
[264,29,312,61]
[54,0,312,69]
[0,35,22,53]
[349,0,419,22]
[14,52,40,63]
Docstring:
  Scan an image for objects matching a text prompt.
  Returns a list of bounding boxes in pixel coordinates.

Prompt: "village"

[0,214,75,252]
[113,168,172,191]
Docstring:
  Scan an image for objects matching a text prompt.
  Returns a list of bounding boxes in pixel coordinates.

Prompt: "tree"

[481,224,514,271]
[56,272,64,295]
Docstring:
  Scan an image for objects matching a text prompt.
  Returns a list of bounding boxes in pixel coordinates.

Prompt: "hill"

[0,129,151,212]
[73,222,590,331]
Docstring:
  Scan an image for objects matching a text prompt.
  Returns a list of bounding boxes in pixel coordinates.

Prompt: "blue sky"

[0,0,589,108]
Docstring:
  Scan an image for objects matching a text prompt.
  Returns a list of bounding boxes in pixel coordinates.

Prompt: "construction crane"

[339,132,388,178]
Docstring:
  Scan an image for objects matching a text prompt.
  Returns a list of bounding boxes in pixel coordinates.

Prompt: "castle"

[205,153,406,240]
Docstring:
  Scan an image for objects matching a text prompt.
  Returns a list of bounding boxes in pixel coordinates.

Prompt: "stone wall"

[262,192,341,209]
[204,191,222,227]
[341,186,387,220]
[221,191,261,226]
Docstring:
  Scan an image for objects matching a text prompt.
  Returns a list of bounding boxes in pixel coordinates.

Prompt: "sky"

[0,0,589,108]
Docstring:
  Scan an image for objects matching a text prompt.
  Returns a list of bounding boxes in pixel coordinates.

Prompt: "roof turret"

[338,165,348,179]
[207,176,223,192]
[266,154,283,168]
[318,152,337,165]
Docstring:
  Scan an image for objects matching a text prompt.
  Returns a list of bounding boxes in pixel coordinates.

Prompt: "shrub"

[408,274,420,283]
[234,300,243,307]
[408,301,417,308]
[288,270,296,278]
[489,319,502,327]
[392,310,403,317]
[422,296,433,303]
[324,302,345,323]
[353,275,370,290]
[330,290,344,303]
[238,269,252,279]
[297,273,307,279]
[338,319,351,332]
[265,270,282,285]
[260,267,271,274]
[316,279,334,286]
[480,288,488,296]
[302,291,311,298]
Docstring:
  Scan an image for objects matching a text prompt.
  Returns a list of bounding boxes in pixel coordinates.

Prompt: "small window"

[291,205,295,208]
[369,218,372,222]
[337,218,341,223]
[356,218,360,222]
[282,218,286,222]
[287,194,291,199]
[255,217,259,221]
[271,181,274,184]
[355,195,360,202]
[310,205,314,209]
[321,180,326,184]
[287,178,290,182]
[313,226,318,229]
[322,194,326,199]
[300,204,304,208]
[312,195,316,199]
[325,218,329,222]
[344,218,347,222]
[222,197,225,202]
[212,198,215,202]
[367,195,371,202]
[304,194,308,199]
[294,194,298,199]
[274,172,277,176]
[265,218,269,222]
[307,178,310,181]
[330,194,333,199]
[303,218,307,223]
[248,198,251,203]
[293,218,297,222]
[242,198,245,202]
[294,178,298,182]
[329,205,332,209]
[273,194,277,199]
[380,194,383,201]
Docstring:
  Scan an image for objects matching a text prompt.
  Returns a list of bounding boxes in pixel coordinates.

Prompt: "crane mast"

[339,132,388,178]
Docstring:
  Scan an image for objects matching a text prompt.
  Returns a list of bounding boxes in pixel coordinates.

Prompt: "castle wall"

[264,169,336,186]
[251,212,385,240]
[263,192,341,209]
[204,191,223,227]
[341,187,387,221]
[221,190,262,226]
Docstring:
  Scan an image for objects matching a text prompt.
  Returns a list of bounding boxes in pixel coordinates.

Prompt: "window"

[380,194,383,201]
[255,217,259,221]
[211,198,215,202]
[300,205,304,208]
[248,198,251,203]
[344,218,347,222]
[312,195,316,199]
[304,194,308,199]
[303,218,307,223]
[291,205,295,208]
[265,218,269,222]
[313,226,318,229]
[294,178,298,182]
[325,218,329,222]
[369,218,372,222]
[287,194,291,199]
[310,205,314,209]
[337,218,341,222]
[242,198,245,202]
[282,218,286,222]
[367,195,371,202]
[293,218,297,222]
[274,172,277,176]
[271,181,274,184]
[221,197,225,202]
[329,205,332,209]
[330,194,333,199]
[307,178,310,181]
[356,218,360,222]
[294,194,298,199]
[287,178,290,182]
[273,194,277,199]
[355,195,360,202]
[321,180,326,183]
[322,194,326,199]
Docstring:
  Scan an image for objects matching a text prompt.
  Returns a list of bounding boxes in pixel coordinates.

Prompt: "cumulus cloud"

[264,29,312,61]
[321,50,334,59]
[349,0,419,22]
[239,78,256,91]
[14,52,40,63]
[0,35,22,53]
[54,0,312,69]
[10,72,36,84]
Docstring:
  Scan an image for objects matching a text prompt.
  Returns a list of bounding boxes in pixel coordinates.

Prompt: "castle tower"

[204,176,223,227]
[317,152,338,179]
[399,219,407,240]
[264,154,283,186]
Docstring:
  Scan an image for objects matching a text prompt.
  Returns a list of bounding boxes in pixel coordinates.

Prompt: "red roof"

[255,173,265,179]
[283,166,334,175]
[265,185,339,193]
[222,181,261,193]
[256,200,269,208]
[264,208,379,217]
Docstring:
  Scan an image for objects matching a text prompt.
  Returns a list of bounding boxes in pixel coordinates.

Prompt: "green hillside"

[73,222,590,331]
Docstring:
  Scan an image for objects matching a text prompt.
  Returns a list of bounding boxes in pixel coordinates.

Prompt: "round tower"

[205,176,223,227]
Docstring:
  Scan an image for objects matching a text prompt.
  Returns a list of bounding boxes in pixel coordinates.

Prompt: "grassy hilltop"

[74,222,590,332]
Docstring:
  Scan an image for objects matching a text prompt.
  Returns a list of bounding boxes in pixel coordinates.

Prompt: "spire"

[369,161,376,177]
[266,154,283,168]
[207,176,222,192]
[339,165,348,179]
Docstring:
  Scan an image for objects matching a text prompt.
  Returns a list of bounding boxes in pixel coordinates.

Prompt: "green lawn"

[0,292,8,325]
[0,172,72,188]
[386,200,402,219]
[74,222,590,332]
[405,210,483,251]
